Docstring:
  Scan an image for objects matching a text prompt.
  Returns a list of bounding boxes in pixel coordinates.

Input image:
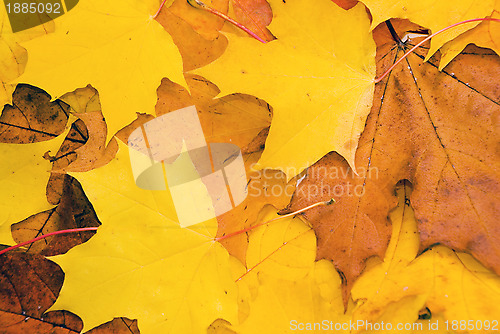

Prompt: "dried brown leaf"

[283,20,500,305]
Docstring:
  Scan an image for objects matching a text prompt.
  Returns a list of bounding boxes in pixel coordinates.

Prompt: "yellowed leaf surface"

[195,0,376,180]
[234,261,350,334]
[244,206,316,281]
[0,129,67,245]
[2,1,499,333]
[17,0,185,140]
[439,1,500,69]
[227,207,351,333]
[360,0,495,59]
[49,141,238,333]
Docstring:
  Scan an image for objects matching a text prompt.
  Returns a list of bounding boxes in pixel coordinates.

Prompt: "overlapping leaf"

[284,21,500,304]
[228,207,351,334]
[169,0,228,40]
[0,251,141,333]
[439,0,500,69]
[167,0,273,42]
[17,0,185,139]
[154,75,286,262]
[0,127,67,245]
[57,86,118,172]
[0,85,68,143]
[155,74,271,148]
[196,0,376,180]
[11,174,99,256]
[360,0,496,61]
[0,251,81,333]
[352,183,500,331]
[0,4,54,107]
[156,8,228,72]
[49,141,238,333]
[1,0,500,332]
[217,144,292,264]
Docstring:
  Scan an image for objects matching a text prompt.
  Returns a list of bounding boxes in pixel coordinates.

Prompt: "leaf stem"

[0,227,99,256]
[187,0,267,43]
[374,17,500,84]
[215,198,334,242]
[0,199,334,254]
[385,20,403,47]
[153,0,170,19]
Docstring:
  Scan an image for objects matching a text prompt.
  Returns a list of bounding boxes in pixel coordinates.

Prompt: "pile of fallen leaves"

[1,0,499,333]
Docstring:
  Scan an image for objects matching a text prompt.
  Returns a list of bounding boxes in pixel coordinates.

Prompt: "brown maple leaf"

[0,251,82,333]
[11,175,100,257]
[282,20,500,305]
[154,75,294,263]
[0,251,141,333]
[0,84,69,144]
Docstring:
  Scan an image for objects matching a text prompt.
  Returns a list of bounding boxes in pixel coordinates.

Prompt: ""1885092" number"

[444,319,498,331]
[6,2,61,14]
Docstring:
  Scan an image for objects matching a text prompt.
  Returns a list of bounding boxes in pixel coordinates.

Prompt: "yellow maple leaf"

[226,206,351,333]
[351,183,500,333]
[195,0,376,180]
[439,0,500,70]
[16,0,185,140]
[244,206,316,281]
[360,0,495,60]
[48,140,238,333]
[0,130,67,245]
[234,261,351,334]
